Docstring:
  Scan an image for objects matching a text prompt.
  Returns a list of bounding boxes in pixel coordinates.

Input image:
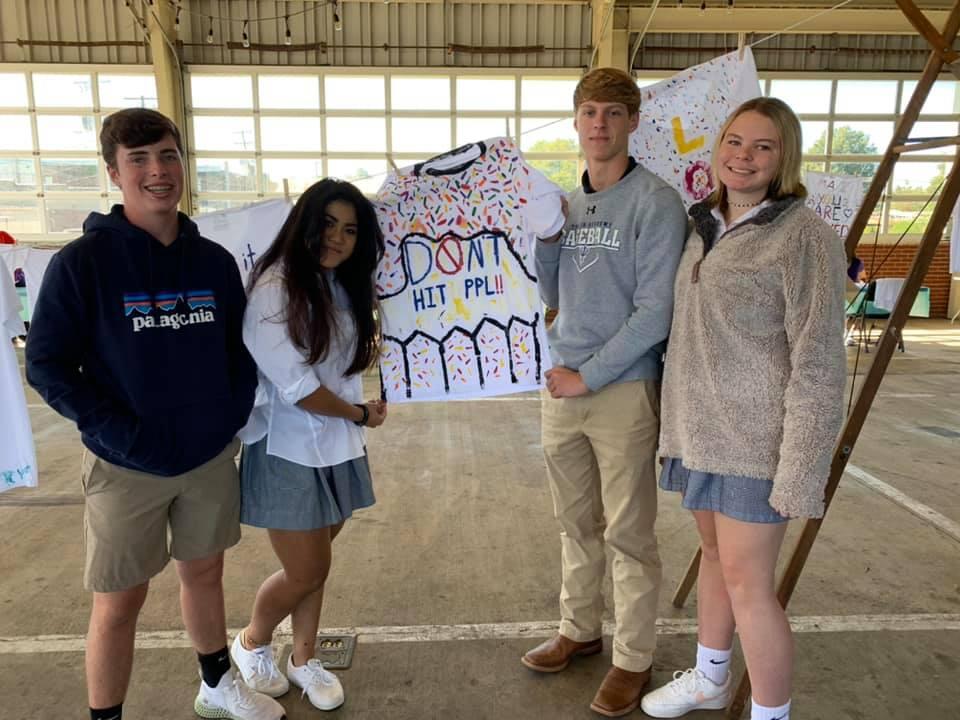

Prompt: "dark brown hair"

[248,179,384,376]
[100,108,184,167]
[574,68,641,115]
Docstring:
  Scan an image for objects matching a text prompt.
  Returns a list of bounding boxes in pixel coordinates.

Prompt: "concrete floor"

[1,319,958,719]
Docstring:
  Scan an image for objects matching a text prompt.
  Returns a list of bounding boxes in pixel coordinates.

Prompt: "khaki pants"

[541,379,662,672]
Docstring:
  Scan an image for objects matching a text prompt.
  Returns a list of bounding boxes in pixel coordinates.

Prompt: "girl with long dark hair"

[230,178,387,712]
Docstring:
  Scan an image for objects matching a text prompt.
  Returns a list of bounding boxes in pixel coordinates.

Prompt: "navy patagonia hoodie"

[26,206,257,477]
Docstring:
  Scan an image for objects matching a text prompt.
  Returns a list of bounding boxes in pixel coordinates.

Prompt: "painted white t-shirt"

[374,137,564,402]
[0,256,36,492]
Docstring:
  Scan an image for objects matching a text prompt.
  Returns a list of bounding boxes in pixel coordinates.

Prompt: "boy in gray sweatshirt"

[521,67,687,718]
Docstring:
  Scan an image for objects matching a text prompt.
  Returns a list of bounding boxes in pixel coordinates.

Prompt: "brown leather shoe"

[589,665,652,717]
[520,634,603,673]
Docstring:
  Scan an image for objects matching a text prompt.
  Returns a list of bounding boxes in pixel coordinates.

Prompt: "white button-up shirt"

[710,200,772,238]
[238,268,365,468]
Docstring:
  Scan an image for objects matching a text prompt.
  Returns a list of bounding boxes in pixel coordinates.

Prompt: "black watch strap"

[353,403,369,426]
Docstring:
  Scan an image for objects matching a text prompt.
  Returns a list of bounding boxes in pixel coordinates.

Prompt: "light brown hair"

[708,96,807,208]
[573,68,641,115]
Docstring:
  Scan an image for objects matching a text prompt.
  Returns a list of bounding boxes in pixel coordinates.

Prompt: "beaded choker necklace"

[728,200,762,208]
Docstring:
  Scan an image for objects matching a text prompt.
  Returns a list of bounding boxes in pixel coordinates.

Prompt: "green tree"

[527,138,579,191]
[807,126,879,177]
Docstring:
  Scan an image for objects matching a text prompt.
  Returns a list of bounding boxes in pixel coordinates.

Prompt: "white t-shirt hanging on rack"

[0,256,37,493]
[23,248,56,315]
[194,199,293,287]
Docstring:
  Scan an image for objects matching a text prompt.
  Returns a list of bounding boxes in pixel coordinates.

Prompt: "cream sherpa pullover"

[658,196,847,519]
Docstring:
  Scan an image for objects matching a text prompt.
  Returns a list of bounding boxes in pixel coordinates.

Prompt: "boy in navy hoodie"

[26,109,283,720]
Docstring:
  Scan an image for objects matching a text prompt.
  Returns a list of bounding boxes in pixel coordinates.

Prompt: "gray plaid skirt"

[659,457,786,524]
[239,438,375,531]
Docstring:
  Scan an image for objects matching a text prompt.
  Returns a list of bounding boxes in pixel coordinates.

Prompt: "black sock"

[198,646,231,688]
[90,704,122,720]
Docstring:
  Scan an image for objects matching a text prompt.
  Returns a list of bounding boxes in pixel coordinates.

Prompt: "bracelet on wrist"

[353,403,369,426]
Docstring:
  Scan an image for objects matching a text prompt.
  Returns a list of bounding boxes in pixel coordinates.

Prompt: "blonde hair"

[707,96,807,208]
[574,68,641,115]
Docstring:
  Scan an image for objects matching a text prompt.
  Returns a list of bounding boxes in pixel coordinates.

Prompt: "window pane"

[528,158,579,192]
[261,159,324,194]
[831,123,890,155]
[261,117,322,151]
[392,118,451,153]
[802,161,826,174]
[327,159,388,195]
[520,117,577,152]
[521,78,578,111]
[325,76,384,110]
[98,75,158,109]
[0,198,42,234]
[326,117,386,152]
[40,158,100,192]
[835,80,897,114]
[906,121,959,156]
[33,73,93,108]
[0,115,34,150]
[0,159,36,192]
[893,161,947,194]
[193,117,256,151]
[456,77,515,111]
[258,75,320,109]
[901,80,960,114]
[829,161,878,190]
[196,199,249,215]
[195,158,257,192]
[0,73,28,107]
[456,117,516,145]
[636,77,667,89]
[769,80,832,114]
[36,115,97,151]
[888,200,933,235]
[800,121,829,153]
[391,77,450,111]
[45,196,97,234]
[190,75,253,109]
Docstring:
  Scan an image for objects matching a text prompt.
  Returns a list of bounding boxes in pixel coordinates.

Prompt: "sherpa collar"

[690,195,802,253]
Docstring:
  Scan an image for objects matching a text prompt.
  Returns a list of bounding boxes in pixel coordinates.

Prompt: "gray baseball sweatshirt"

[535,162,687,391]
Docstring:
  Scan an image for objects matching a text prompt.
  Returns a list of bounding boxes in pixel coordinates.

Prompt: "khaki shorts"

[80,439,242,593]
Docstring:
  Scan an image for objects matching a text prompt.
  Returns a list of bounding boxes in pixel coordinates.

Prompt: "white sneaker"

[194,667,286,720]
[286,654,345,711]
[231,633,289,697]
[640,667,731,718]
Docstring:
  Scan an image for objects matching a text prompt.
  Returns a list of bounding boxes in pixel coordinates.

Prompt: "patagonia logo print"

[123,290,218,333]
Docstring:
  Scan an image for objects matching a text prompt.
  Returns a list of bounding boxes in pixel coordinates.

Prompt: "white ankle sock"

[695,642,732,685]
[751,699,791,720]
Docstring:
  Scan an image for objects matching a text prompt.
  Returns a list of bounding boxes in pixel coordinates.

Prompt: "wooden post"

[671,547,701,608]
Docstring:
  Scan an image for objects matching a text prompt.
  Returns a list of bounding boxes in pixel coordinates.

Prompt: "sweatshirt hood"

[83,205,201,244]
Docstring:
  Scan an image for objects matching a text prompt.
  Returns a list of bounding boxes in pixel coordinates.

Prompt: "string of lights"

[155,0,344,46]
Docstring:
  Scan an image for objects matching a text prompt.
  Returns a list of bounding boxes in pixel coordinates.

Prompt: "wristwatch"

[353,403,369,426]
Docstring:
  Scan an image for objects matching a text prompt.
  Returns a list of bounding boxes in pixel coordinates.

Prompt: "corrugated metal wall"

[636,32,948,73]
[0,0,592,68]
[0,0,950,72]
